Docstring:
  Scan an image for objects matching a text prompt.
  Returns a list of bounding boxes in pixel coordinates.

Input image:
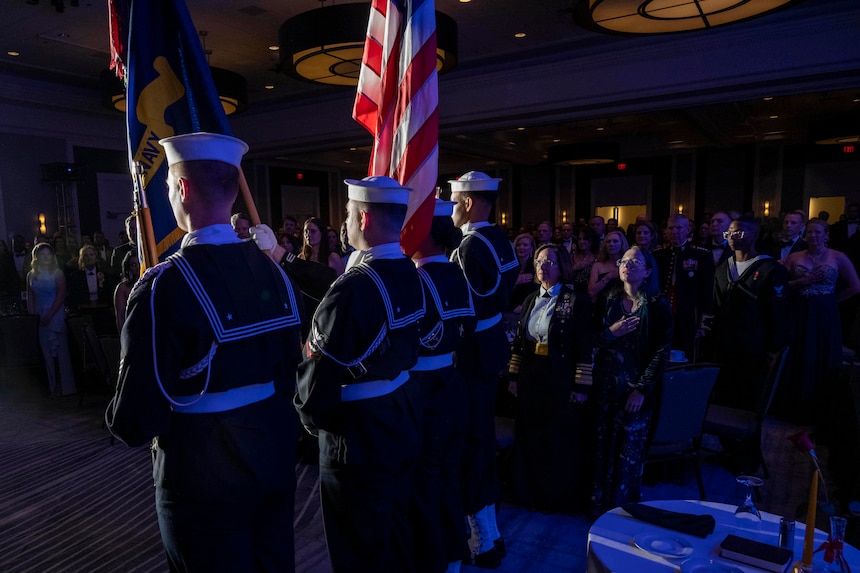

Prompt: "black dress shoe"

[494,537,506,558]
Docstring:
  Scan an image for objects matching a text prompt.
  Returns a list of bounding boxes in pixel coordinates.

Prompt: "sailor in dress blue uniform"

[105,133,304,572]
[448,171,519,568]
[410,199,477,572]
[295,176,425,573]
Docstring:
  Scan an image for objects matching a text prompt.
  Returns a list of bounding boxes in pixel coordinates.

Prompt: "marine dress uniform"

[410,200,477,572]
[294,177,425,573]
[653,240,714,358]
[449,171,519,566]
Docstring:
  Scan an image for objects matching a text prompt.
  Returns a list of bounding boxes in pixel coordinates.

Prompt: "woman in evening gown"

[27,242,76,396]
[783,218,860,429]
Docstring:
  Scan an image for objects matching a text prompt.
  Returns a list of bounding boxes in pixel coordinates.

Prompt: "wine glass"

[735,475,764,521]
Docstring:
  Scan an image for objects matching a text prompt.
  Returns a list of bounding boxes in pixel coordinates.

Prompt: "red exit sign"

[844,145,855,154]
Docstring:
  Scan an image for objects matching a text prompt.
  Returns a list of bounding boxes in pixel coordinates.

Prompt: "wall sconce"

[501,211,507,226]
[763,201,770,217]
[678,204,684,215]
[562,210,567,224]
[38,213,47,235]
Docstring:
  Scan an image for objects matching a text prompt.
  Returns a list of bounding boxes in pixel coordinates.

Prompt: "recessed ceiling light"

[349,147,357,151]
[763,96,773,101]
[514,32,526,38]
[268,45,279,51]
[516,127,525,131]
[853,98,859,103]
[459,0,471,3]
[264,85,275,90]
[553,139,561,143]
[668,140,684,145]
[344,160,352,164]
[769,115,779,119]
[596,127,605,131]
[7,51,19,57]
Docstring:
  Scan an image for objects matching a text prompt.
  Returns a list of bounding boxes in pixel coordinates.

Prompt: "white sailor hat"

[433,198,458,217]
[448,171,502,193]
[344,176,411,205]
[159,132,249,168]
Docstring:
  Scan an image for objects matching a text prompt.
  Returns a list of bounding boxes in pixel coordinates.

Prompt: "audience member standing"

[449,171,519,568]
[110,215,138,279]
[509,233,538,313]
[571,226,599,296]
[112,251,140,334]
[711,219,790,400]
[67,245,112,312]
[707,211,733,267]
[632,220,658,253]
[770,210,807,263]
[507,244,592,513]
[91,230,112,268]
[27,242,76,396]
[300,217,346,276]
[711,217,791,474]
[591,246,672,516]
[294,176,424,572]
[588,231,628,327]
[231,212,251,240]
[590,216,606,242]
[653,214,714,360]
[106,132,304,572]
[783,218,860,431]
[535,220,553,247]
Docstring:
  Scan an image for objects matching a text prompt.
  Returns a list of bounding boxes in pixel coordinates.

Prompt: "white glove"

[250,224,276,251]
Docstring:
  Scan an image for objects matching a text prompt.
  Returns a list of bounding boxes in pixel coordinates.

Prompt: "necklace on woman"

[808,248,827,263]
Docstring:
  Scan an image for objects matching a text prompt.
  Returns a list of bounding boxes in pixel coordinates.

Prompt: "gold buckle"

[535,343,549,356]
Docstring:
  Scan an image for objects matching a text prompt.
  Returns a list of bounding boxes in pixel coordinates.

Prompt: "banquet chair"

[644,363,721,500]
[702,346,790,479]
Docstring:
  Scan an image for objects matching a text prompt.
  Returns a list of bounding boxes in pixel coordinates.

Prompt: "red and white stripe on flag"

[353,0,439,257]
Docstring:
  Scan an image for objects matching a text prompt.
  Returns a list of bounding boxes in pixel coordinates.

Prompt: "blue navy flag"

[116,0,231,262]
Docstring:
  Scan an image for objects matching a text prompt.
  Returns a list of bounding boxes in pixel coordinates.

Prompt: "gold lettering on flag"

[133,56,184,186]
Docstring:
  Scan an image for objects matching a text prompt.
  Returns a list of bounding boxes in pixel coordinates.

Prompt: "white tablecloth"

[587,499,859,572]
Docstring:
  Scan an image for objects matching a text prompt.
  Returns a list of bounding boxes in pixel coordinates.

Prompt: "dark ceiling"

[2,0,859,170]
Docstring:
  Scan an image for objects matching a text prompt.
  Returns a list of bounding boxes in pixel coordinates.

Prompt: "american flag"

[353,0,439,257]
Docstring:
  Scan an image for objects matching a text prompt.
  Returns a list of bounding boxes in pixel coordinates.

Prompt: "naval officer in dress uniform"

[449,171,519,568]
[410,199,477,573]
[105,132,304,573]
[294,176,425,573]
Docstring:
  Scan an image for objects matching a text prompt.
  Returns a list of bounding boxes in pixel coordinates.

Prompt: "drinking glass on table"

[735,475,764,521]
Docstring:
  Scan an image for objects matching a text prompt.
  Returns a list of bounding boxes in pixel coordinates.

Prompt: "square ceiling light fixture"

[574,0,807,34]
[278,3,457,86]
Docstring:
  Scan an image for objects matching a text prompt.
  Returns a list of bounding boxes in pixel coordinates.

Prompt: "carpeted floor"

[0,362,854,572]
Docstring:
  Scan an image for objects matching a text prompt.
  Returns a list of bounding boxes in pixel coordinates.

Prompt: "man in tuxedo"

[706,211,733,266]
[590,216,606,241]
[92,230,112,267]
[653,213,714,359]
[535,220,553,247]
[771,210,807,262]
[560,222,574,253]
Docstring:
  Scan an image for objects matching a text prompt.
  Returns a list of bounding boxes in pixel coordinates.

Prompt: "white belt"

[341,370,410,402]
[475,313,502,332]
[411,352,455,371]
[171,381,274,414]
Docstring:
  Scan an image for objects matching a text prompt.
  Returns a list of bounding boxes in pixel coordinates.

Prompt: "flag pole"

[131,161,158,271]
[238,167,261,227]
